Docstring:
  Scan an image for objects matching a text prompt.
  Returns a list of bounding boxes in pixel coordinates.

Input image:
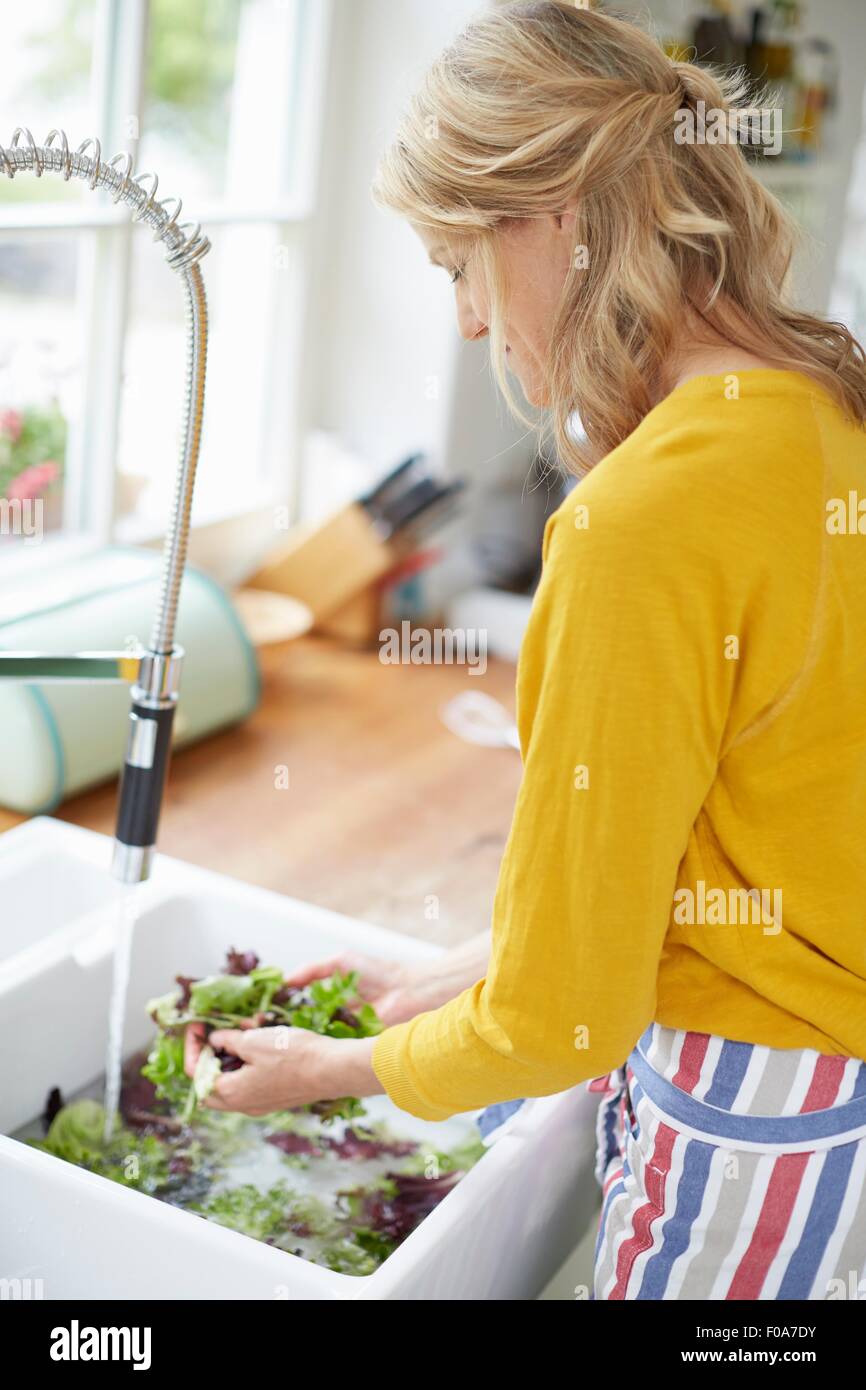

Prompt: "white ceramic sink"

[0,817,601,1300]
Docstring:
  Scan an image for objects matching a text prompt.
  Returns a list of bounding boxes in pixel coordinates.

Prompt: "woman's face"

[413,212,577,408]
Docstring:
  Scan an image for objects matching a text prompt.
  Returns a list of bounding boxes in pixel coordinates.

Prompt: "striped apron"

[591,1023,866,1300]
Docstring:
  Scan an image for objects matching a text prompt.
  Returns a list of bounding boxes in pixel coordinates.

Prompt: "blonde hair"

[372,0,866,474]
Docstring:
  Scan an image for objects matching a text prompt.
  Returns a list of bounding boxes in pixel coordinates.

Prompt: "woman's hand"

[181,933,493,1117]
[283,939,491,1024]
[181,951,409,1118]
[280,950,426,1025]
[184,1022,381,1117]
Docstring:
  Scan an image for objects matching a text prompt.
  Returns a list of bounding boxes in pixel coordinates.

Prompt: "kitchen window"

[0,0,329,572]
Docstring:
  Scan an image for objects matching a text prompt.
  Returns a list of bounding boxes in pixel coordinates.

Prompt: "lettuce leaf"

[188,965,282,1019]
[32,1099,173,1195]
[192,1044,223,1105]
[144,963,381,1122]
[141,1033,190,1112]
[192,1180,334,1244]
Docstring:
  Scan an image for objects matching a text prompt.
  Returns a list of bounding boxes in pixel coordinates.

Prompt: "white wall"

[303,0,474,475]
[803,0,866,309]
[297,0,539,502]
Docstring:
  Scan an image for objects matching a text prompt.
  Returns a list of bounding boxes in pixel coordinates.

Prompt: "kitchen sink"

[0,817,600,1300]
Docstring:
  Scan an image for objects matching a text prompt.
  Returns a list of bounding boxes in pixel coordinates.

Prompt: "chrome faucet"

[0,129,210,884]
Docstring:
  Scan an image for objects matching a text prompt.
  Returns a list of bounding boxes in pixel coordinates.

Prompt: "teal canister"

[0,547,261,814]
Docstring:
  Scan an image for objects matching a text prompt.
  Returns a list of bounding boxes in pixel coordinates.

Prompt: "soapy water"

[16,1068,484,1273]
[102,880,150,1143]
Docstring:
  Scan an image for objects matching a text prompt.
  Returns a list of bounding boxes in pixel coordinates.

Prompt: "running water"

[103,880,150,1142]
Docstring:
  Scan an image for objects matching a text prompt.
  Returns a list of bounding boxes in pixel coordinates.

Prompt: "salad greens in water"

[31,948,486,1276]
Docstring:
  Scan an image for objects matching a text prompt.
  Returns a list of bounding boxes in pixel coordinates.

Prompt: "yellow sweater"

[371,368,866,1121]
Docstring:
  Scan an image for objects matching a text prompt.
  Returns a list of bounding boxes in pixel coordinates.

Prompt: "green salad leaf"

[146,990,184,1029]
[32,1099,173,1195]
[187,964,284,1020]
[144,962,382,1123]
[141,1033,190,1114]
[192,1180,335,1245]
[192,1044,222,1106]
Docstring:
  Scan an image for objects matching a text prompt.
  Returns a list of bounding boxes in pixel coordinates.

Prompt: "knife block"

[247,502,400,625]
[316,586,385,646]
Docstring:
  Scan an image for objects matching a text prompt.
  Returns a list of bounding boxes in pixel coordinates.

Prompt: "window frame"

[0,0,331,575]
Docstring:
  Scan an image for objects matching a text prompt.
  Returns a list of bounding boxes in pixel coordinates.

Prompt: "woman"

[186,2,866,1300]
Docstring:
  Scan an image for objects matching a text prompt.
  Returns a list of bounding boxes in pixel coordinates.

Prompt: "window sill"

[113,484,284,547]
[0,532,103,588]
[0,487,288,608]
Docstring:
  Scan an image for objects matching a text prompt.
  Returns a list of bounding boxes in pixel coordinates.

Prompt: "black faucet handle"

[112,702,177,883]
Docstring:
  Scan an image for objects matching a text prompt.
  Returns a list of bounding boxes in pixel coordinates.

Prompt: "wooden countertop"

[0,637,522,947]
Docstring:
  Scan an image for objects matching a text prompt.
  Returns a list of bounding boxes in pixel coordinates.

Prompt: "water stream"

[102,878,150,1142]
